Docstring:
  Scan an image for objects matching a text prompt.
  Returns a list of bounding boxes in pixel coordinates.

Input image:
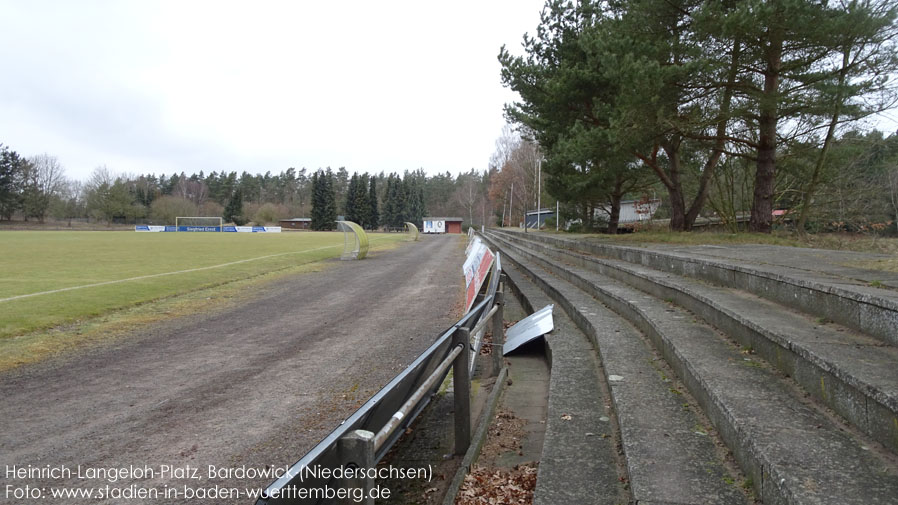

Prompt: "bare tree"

[23,153,65,222]
[490,125,519,172]
[488,131,540,227]
[174,177,209,206]
[454,172,483,227]
[50,179,84,226]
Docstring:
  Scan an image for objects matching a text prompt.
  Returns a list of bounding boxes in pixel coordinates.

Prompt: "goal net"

[175,216,223,231]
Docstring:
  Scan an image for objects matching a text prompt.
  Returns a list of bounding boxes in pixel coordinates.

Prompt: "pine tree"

[403,173,426,227]
[310,171,327,230]
[381,175,392,227]
[400,177,412,225]
[354,173,372,229]
[223,188,244,225]
[344,173,360,223]
[322,169,337,229]
[381,174,395,228]
[0,145,25,220]
[499,1,653,233]
[383,173,408,228]
[343,173,372,227]
[368,175,379,230]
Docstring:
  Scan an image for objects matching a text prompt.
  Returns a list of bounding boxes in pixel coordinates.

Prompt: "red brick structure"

[446,218,463,234]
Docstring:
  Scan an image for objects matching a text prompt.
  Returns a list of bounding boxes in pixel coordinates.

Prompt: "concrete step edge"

[492,229,898,346]
[485,231,898,505]
[502,263,628,505]
[495,240,751,505]
[495,230,898,454]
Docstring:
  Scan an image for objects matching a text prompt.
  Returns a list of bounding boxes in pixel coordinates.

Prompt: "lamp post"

[537,157,541,230]
[510,182,514,230]
[502,190,507,227]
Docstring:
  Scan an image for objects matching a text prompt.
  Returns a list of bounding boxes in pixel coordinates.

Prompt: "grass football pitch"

[0,230,406,340]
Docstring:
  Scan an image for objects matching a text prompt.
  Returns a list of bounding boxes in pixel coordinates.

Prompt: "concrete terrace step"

[484,231,898,505]
[500,243,750,505]
[493,230,898,346]
[503,263,627,505]
[496,231,898,455]
[503,262,626,505]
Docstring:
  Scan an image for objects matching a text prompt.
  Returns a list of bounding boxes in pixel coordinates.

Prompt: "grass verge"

[0,232,406,371]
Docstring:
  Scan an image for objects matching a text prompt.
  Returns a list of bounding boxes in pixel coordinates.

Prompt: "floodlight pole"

[502,191,507,227]
[537,157,541,230]
[510,182,514,230]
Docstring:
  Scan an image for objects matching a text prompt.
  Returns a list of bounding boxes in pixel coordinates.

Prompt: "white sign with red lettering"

[463,241,495,313]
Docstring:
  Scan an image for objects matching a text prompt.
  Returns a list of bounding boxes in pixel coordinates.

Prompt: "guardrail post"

[338,429,375,505]
[452,328,471,455]
[491,290,505,377]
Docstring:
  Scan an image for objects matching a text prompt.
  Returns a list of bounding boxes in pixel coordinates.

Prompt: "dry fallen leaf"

[454,463,538,505]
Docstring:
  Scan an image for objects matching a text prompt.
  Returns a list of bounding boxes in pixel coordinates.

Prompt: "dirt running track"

[0,234,464,504]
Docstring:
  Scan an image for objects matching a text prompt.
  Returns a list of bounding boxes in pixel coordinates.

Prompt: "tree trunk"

[685,40,741,231]
[668,188,686,231]
[796,47,850,232]
[662,142,687,231]
[607,177,625,234]
[607,195,621,235]
[750,33,783,234]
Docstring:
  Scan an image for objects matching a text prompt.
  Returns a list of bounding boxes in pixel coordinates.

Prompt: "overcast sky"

[0,0,546,181]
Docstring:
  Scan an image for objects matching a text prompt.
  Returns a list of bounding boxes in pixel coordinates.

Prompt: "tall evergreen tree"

[500,0,897,234]
[0,144,25,220]
[311,171,324,230]
[499,1,653,233]
[223,188,244,225]
[382,173,405,228]
[716,0,897,232]
[596,0,741,231]
[394,174,409,227]
[311,169,337,230]
[344,173,361,224]
[354,173,372,228]
[325,169,337,228]
[367,175,379,230]
[403,172,426,227]
[381,175,393,227]
[334,166,350,214]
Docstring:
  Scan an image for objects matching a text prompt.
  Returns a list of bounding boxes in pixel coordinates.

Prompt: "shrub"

[150,196,197,225]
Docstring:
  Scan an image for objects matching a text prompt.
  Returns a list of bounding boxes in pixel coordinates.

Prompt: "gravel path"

[0,234,463,504]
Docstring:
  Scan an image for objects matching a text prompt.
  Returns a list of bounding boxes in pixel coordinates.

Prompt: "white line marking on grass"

[0,238,392,304]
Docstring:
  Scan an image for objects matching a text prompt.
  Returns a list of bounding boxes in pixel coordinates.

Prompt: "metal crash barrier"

[256,245,504,505]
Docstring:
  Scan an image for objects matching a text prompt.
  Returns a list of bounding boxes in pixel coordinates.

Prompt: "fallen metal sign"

[503,304,554,355]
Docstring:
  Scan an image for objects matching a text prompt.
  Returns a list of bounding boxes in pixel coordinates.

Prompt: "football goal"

[175,217,223,231]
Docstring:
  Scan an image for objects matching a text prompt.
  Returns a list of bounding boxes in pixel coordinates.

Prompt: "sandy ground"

[0,234,464,504]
